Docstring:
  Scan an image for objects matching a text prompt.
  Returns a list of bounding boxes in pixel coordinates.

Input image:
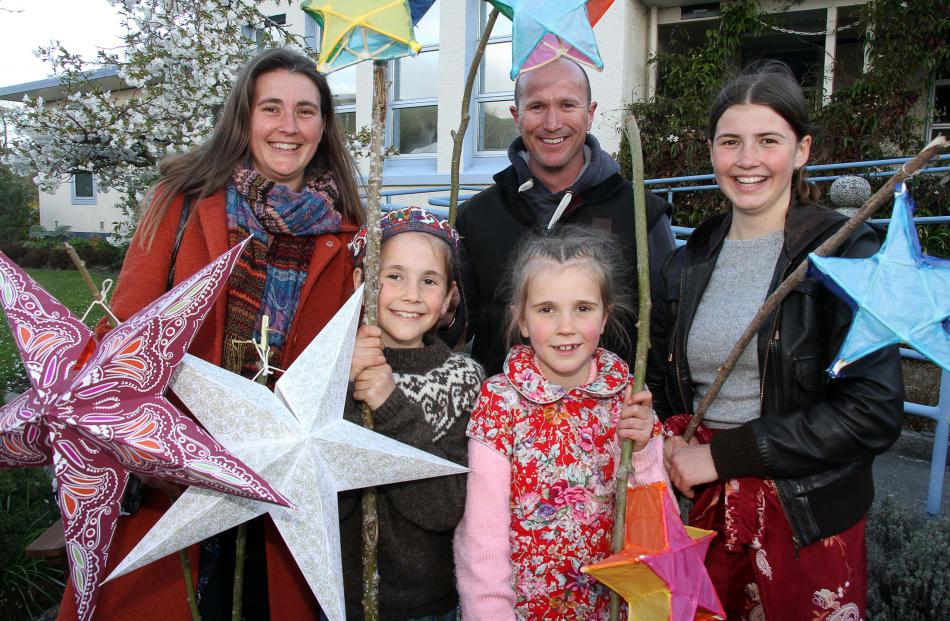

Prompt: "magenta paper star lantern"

[0,242,289,621]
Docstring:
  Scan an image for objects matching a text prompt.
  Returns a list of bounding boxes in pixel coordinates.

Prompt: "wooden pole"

[608,115,652,621]
[232,315,272,621]
[448,8,499,226]
[359,59,389,621]
[683,136,948,441]
[64,242,118,326]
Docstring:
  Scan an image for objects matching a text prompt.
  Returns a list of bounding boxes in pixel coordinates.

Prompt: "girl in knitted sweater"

[335,207,484,621]
[454,225,668,620]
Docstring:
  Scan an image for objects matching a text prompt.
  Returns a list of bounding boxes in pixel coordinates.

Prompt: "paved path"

[873,430,950,514]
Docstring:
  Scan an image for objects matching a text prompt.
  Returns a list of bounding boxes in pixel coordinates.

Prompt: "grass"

[0,268,116,394]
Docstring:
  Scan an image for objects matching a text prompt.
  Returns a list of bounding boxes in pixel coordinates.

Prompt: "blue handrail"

[370,154,948,515]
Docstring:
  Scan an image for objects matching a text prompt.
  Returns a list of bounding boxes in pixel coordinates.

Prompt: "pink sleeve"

[629,434,672,489]
[454,439,517,620]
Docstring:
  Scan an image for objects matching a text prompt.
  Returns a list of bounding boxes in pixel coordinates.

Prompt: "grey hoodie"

[507,133,621,228]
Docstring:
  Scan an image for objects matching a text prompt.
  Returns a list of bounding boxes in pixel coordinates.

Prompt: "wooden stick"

[231,522,247,621]
[683,135,948,441]
[359,59,388,621]
[447,8,499,226]
[608,115,652,621]
[178,549,201,621]
[64,242,117,326]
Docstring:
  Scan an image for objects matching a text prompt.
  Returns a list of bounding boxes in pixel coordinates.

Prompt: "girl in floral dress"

[454,225,668,620]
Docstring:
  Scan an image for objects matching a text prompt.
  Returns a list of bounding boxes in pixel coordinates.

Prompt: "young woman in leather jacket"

[647,62,903,620]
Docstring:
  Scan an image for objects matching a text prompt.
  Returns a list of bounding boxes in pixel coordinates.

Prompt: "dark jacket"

[647,201,904,546]
[456,135,675,375]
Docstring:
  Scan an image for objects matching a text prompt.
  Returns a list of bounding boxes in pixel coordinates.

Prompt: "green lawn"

[0,268,117,394]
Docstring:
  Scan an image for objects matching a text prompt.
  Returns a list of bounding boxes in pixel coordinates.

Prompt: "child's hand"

[352,363,396,411]
[350,325,387,383]
[616,386,655,452]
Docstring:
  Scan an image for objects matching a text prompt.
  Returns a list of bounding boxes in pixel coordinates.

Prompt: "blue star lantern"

[489,0,604,80]
[809,183,950,376]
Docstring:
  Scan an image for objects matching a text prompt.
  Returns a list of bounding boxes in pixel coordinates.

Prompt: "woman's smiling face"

[248,69,324,191]
[710,103,811,220]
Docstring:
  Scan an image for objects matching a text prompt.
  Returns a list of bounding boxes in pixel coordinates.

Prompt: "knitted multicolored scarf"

[222,165,342,379]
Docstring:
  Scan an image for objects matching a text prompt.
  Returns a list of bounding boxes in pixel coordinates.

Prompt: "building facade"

[0,0,942,235]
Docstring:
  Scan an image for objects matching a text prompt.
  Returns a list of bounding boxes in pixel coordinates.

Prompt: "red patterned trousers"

[665,415,867,621]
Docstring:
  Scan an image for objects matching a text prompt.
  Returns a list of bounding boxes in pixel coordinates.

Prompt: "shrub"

[867,496,950,620]
[0,469,65,621]
[21,247,50,269]
[46,248,73,270]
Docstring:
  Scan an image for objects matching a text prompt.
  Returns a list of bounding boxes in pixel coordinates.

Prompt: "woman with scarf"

[58,47,364,621]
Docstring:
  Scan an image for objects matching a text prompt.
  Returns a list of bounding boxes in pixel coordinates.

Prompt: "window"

[390,1,440,155]
[243,13,287,50]
[327,65,357,134]
[928,79,950,142]
[475,4,518,153]
[71,172,96,205]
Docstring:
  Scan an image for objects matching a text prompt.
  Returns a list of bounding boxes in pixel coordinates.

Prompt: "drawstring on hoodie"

[518,178,573,230]
[548,192,572,230]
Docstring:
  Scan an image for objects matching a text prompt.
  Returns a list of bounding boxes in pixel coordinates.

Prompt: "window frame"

[386,1,441,159]
[71,171,97,206]
[474,2,516,155]
[927,78,950,142]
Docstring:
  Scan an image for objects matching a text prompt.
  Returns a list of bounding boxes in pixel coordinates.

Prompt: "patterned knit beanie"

[348,206,460,269]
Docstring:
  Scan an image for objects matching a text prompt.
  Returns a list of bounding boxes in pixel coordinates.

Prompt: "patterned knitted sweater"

[339,337,484,620]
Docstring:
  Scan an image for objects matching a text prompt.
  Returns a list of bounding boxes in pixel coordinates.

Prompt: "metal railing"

[374,153,949,514]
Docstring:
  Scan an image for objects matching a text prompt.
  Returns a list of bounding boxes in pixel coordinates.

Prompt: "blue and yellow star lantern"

[809,184,950,375]
[302,0,437,73]
[487,0,606,79]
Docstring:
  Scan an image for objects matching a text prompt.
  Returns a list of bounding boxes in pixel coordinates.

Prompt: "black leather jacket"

[647,202,904,546]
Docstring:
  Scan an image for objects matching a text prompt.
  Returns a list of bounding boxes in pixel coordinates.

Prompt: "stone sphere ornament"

[830,175,872,216]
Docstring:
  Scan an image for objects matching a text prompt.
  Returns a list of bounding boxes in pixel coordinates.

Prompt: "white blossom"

[3,1,310,237]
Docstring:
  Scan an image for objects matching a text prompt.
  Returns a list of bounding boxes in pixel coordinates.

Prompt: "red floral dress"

[468,345,632,620]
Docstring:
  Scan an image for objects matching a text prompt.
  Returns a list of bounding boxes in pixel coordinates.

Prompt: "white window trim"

[474,3,514,155]
[927,78,950,141]
[71,172,97,206]
[389,43,440,159]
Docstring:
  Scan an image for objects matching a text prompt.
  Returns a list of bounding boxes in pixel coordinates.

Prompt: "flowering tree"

[3,0,309,237]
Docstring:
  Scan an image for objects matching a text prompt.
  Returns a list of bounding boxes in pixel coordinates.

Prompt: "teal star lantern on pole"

[809,184,950,376]
[302,0,437,73]
[488,0,605,79]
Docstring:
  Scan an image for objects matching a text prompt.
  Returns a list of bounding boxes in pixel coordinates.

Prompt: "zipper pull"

[772,329,780,342]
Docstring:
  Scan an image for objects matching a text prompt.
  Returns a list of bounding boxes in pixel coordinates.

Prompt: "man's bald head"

[513,57,592,111]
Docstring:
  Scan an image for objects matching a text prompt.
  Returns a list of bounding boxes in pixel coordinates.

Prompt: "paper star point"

[489,0,610,79]
[584,481,724,621]
[109,286,467,621]
[809,184,950,375]
[303,0,435,73]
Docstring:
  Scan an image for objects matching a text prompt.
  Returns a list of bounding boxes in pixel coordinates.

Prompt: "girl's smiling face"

[517,261,608,391]
[710,103,811,222]
[371,232,454,349]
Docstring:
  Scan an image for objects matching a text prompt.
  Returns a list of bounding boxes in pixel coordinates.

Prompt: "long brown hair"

[708,60,821,204]
[138,47,364,248]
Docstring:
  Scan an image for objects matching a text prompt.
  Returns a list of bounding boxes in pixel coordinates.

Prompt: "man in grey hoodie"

[453,57,676,375]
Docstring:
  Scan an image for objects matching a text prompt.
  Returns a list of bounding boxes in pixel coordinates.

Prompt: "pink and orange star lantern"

[584,481,724,621]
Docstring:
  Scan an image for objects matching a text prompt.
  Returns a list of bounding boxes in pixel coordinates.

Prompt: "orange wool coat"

[58,189,358,621]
